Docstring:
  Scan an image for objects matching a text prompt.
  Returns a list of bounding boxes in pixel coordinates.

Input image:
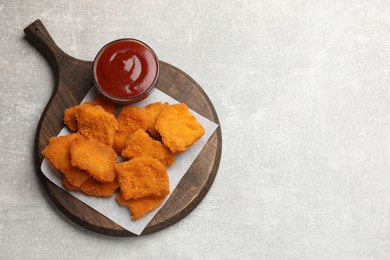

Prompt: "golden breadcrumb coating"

[71,104,118,146]
[115,157,170,200]
[62,177,80,191]
[116,192,164,220]
[144,102,169,140]
[63,96,116,132]
[78,177,119,197]
[87,94,116,115]
[113,106,153,153]
[121,129,174,167]
[42,134,90,187]
[155,103,205,153]
[70,135,117,182]
[63,103,90,132]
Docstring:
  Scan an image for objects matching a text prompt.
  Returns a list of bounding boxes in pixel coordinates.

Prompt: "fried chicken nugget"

[88,94,116,115]
[63,103,90,131]
[113,106,153,153]
[63,178,80,191]
[144,102,169,140]
[116,192,164,220]
[64,96,116,131]
[70,135,117,182]
[121,129,174,167]
[115,157,170,200]
[42,134,90,187]
[78,177,119,197]
[63,175,119,196]
[76,104,118,146]
[155,103,205,153]
[64,103,118,146]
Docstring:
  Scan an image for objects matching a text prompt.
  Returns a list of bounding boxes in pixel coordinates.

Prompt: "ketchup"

[93,39,159,103]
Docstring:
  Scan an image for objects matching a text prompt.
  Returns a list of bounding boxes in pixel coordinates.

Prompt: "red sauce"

[93,39,159,102]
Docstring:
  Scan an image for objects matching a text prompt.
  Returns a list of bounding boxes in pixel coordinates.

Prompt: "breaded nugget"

[79,177,119,197]
[121,129,174,167]
[64,97,116,131]
[88,94,116,115]
[42,134,90,187]
[113,106,153,153]
[63,175,119,197]
[63,103,118,146]
[63,177,80,191]
[75,104,118,146]
[116,192,164,220]
[115,157,170,200]
[155,103,205,153]
[63,103,90,132]
[70,135,117,182]
[144,102,169,140]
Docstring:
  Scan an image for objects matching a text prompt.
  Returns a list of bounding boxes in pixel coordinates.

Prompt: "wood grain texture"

[25,19,222,236]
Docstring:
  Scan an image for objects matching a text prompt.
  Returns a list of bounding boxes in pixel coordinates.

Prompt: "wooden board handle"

[24,19,68,71]
[25,19,94,154]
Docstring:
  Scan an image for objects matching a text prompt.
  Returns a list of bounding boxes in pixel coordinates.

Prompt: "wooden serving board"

[25,19,222,236]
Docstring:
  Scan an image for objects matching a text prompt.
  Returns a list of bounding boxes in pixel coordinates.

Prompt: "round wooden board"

[25,19,222,236]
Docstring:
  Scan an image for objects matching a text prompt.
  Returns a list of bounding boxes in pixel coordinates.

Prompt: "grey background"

[2,0,390,259]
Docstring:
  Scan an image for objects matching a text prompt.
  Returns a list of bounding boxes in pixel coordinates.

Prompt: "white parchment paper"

[40,87,219,235]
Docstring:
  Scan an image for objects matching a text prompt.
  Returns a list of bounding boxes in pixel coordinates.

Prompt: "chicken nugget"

[116,192,164,221]
[75,104,118,146]
[63,177,80,191]
[115,157,170,200]
[113,106,153,153]
[63,175,119,197]
[144,102,169,140]
[155,103,205,153]
[79,177,119,197]
[42,134,90,187]
[63,103,90,132]
[63,103,118,146]
[88,94,116,115]
[70,135,117,182]
[64,97,116,131]
[121,129,174,167]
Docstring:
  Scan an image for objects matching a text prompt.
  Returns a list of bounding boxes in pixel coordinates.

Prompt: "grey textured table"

[2,1,390,259]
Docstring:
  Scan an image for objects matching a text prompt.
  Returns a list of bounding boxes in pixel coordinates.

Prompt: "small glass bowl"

[92,38,159,104]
